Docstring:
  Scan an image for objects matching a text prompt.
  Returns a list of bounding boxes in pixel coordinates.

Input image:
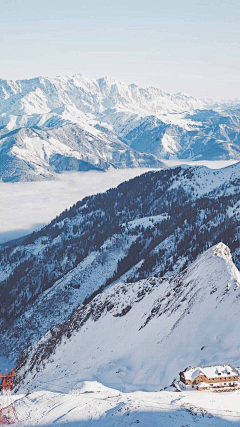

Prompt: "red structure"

[0,369,19,425]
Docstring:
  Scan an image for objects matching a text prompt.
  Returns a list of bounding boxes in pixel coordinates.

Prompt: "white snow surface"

[0,74,207,119]
[18,243,240,394]
[183,365,238,381]
[1,72,240,182]
[8,381,240,426]
[126,214,169,229]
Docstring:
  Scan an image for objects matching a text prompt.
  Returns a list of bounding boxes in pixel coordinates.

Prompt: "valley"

[0,160,237,244]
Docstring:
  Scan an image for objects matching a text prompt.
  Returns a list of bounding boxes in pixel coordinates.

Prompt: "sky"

[0,0,240,99]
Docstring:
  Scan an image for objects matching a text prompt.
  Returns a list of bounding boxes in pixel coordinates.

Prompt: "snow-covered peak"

[181,243,240,293]
[213,242,232,261]
[0,72,207,118]
[16,243,240,392]
[97,75,119,88]
[1,71,240,183]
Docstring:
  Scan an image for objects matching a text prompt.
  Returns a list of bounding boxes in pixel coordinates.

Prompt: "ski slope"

[8,381,240,426]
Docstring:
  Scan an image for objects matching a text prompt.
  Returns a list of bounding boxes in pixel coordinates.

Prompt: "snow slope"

[0,124,163,182]
[16,243,240,394]
[123,108,240,160]
[0,163,240,365]
[9,381,240,426]
[0,74,206,118]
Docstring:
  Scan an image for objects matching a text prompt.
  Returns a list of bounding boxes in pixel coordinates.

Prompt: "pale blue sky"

[1,0,240,98]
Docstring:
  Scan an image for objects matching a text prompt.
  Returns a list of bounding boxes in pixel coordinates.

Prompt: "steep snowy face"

[177,243,240,294]
[0,124,164,182]
[0,74,206,118]
[16,243,240,392]
[123,108,240,160]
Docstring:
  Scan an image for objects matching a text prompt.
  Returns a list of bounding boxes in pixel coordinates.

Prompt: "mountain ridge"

[0,163,239,366]
[15,242,240,392]
[1,73,240,181]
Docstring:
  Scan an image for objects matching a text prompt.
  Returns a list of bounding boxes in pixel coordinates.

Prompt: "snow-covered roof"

[182,365,238,380]
[197,382,210,388]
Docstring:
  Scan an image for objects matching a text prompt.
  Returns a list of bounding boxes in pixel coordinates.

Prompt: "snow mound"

[11,381,240,426]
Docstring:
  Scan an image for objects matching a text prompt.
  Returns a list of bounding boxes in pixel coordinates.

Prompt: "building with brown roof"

[179,364,239,391]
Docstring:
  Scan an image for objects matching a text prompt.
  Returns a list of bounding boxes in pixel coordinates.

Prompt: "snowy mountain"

[15,242,240,393]
[0,74,206,118]
[1,73,240,181]
[0,159,239,424]
[0,162,240,365]
[124,109,240,160]
[0,124,163,182]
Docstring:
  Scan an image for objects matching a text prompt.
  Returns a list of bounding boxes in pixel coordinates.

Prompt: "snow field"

[7,381,240,426]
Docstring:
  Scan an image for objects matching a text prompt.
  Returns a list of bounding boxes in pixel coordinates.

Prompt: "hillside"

[1,73,240,181]
[9,381,240,426]
[15,243,240,392]
[124,109,240,160]
[0,163,239,364]
[0,123,163,182]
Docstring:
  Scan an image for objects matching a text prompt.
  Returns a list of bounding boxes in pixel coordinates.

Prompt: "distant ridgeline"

[0,73,240,181]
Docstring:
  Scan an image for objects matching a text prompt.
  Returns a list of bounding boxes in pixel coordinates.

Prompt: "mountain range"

[1,73,240,181]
